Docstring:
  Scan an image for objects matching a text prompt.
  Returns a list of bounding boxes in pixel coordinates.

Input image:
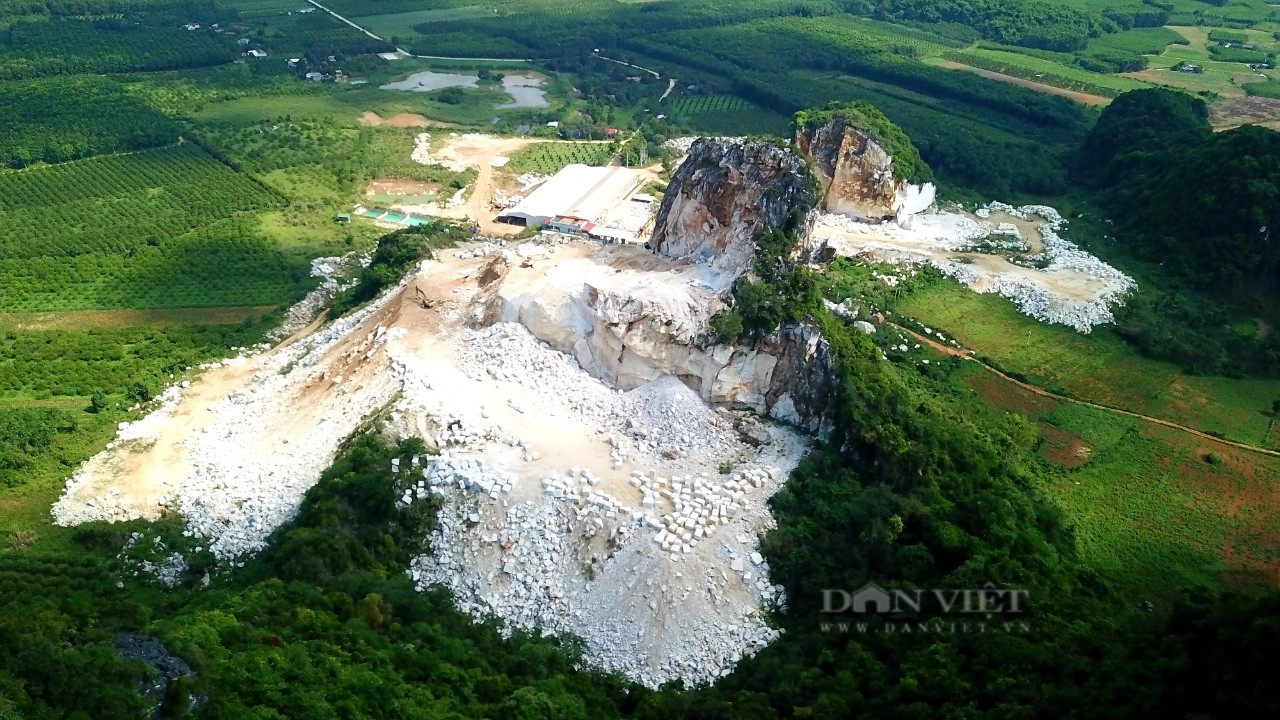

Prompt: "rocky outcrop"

[114,633,204,719]
[795,115,936,225]
[497,268,837,437]
[649,138,816,274]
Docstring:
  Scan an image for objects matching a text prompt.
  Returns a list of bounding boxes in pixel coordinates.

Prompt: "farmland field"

[667,94,791,135]
[353,6,495,37]
[895,281,1280,451]
[506,142,613,174]
[0,144,317,311]
[963,367,1280,596]
[950,47,1155,94]
[1124,25,1279,97]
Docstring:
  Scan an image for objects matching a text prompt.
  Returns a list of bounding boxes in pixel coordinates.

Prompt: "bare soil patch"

[0,306,277,331]
[359,111,458,128]
[367,177,440,197]
[1143,424,1280,586]
[965,370,1061,417]
[1209,95,1280,131]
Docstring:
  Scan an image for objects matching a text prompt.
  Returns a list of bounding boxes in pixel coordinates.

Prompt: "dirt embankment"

[359,111,460,128]
[0,306,277,331]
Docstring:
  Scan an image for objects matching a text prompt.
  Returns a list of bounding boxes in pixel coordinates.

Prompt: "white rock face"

[796,116,936,224]
[494,252,833,432]
[649,138,815,275]
[894,182,937,224]
[54,238,814,689]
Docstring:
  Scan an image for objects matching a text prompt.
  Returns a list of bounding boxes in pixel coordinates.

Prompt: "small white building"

[245,49,267,58]
[305,72,324,81]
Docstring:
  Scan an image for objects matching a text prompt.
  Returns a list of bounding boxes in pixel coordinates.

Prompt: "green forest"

[1080,89,1280,375]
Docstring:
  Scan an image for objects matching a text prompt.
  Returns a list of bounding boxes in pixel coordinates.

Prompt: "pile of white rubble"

[815,202,1137,332]
[53,238,808,688]
[268,253,368,341]
[410,132,469,172]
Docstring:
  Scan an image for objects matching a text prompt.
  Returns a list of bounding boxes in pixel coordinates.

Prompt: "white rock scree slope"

[53,237,808,688]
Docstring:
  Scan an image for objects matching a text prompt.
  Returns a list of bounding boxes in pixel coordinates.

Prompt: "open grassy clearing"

[963,366,1280,597]
[353,6,495,37]
[193,93,368,124]
[895,281,1280,450]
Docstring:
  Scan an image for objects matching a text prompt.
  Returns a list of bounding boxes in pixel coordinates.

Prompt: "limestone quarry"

[51,117,1137,688]
[788,112,1134,331]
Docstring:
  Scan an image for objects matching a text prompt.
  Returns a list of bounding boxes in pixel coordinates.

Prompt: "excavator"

[414,285,438,309]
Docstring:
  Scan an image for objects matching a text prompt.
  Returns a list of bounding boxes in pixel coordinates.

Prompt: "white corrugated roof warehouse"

[498,164,642,227]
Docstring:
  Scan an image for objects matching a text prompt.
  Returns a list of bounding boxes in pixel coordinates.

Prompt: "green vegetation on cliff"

[795,101,935,184]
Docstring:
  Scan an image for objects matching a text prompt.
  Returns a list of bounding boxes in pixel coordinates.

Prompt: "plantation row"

[669,95,751,115]
[0,145,279,260]
[0,18,236,80]
[0,323,270,397]
[0,76,176,169]
[943,52,1127,98]
[656,16,943,77]
[0,221,311,312]
[507,142,613,175]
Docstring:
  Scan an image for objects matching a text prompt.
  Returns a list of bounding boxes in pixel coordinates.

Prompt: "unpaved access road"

[938,60,1111,106]
[897,323,1280,459]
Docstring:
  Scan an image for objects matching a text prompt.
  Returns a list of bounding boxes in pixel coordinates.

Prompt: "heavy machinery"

[414,285,438,309]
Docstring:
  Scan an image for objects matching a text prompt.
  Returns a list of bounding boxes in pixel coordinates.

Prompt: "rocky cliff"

[649,138,816,274]
[795,113,936,225]
[495,265,838,437]
[481,137,843,436]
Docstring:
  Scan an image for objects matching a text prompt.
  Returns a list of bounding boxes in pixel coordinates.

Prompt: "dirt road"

[306,0,536,61]
[895,323,1280,459]
[938,60,1111,106]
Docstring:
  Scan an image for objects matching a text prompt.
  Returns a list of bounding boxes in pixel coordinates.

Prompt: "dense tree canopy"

[0,77,177,168]
[1082,89,1280,291]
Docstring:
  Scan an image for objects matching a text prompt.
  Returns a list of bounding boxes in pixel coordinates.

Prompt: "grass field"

[895,281,1280,451]
[962,366,1280,597]
[1125,25,1278,97]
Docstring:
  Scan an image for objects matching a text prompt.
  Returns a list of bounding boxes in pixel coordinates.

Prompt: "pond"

[380,71,549,108]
